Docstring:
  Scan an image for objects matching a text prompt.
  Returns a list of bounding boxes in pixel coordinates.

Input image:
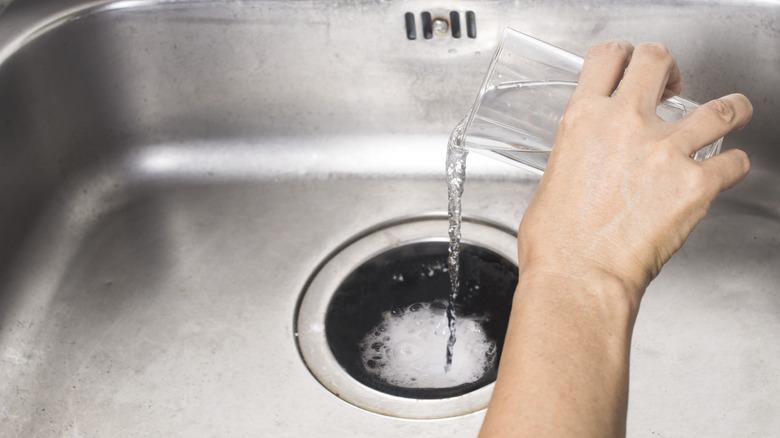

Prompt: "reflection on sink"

[0,1,778,437]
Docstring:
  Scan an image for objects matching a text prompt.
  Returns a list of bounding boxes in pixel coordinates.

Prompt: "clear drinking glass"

[460,28,722,173]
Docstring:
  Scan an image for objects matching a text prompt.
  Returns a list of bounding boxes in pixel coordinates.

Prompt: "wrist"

[516,264,642,321]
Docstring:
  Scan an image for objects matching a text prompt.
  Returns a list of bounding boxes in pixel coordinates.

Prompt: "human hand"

[518,41,753,302]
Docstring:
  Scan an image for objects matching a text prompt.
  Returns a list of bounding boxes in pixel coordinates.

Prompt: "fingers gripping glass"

[458,28,722,173]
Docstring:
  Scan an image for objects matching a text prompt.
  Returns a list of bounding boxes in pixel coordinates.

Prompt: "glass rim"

[464,27,583,135]
[464,27,701,132]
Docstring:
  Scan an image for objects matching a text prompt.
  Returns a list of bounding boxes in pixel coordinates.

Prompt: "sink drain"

[295,216,518,419]
[327,241,517,399]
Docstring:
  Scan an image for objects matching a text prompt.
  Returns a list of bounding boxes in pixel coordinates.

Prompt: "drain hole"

[325,241,517,400]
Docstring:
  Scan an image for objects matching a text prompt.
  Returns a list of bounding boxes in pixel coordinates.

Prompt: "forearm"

[479,270,640,438]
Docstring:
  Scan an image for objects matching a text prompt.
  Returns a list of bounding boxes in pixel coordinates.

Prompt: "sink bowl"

[0,1,778,436]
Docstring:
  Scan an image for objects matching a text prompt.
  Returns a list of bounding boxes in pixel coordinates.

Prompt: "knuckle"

[560,103,589,129]
[559,112,578,131]
[656,138,679,153]
[705,98,737,125]
[618,104,647,127]
[684,166,711,196]
[648,147,675,167]
[688,166,708,186]
[627,107,646,124]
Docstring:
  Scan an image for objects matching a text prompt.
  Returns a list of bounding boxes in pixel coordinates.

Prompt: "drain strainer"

[294,216,518,419]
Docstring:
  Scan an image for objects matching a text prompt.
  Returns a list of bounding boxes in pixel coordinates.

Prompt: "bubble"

[358,301,496,389]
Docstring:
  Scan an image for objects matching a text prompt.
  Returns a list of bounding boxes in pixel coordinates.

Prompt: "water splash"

[359,301,496,388]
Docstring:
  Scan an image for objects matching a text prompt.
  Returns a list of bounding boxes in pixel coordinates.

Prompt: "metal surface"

[0,1,777,436]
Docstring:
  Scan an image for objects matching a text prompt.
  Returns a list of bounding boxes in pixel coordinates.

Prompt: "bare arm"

[480,41,753,437]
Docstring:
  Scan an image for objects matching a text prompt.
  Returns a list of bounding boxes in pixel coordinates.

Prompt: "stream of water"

[445,118,469,371]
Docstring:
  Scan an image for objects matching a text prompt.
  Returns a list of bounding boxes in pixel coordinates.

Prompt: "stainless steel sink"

[1,1,778,436]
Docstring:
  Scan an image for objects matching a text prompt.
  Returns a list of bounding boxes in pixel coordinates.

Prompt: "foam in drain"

[359,301,496,389]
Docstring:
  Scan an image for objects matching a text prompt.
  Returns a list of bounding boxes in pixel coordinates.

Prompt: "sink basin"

[0,1,778,436]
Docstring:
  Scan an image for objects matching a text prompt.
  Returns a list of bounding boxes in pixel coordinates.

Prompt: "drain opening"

[295,217,518,419]
[326,241,517,399]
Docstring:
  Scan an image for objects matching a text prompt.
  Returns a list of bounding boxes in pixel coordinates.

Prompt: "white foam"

[359,302,496,388]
